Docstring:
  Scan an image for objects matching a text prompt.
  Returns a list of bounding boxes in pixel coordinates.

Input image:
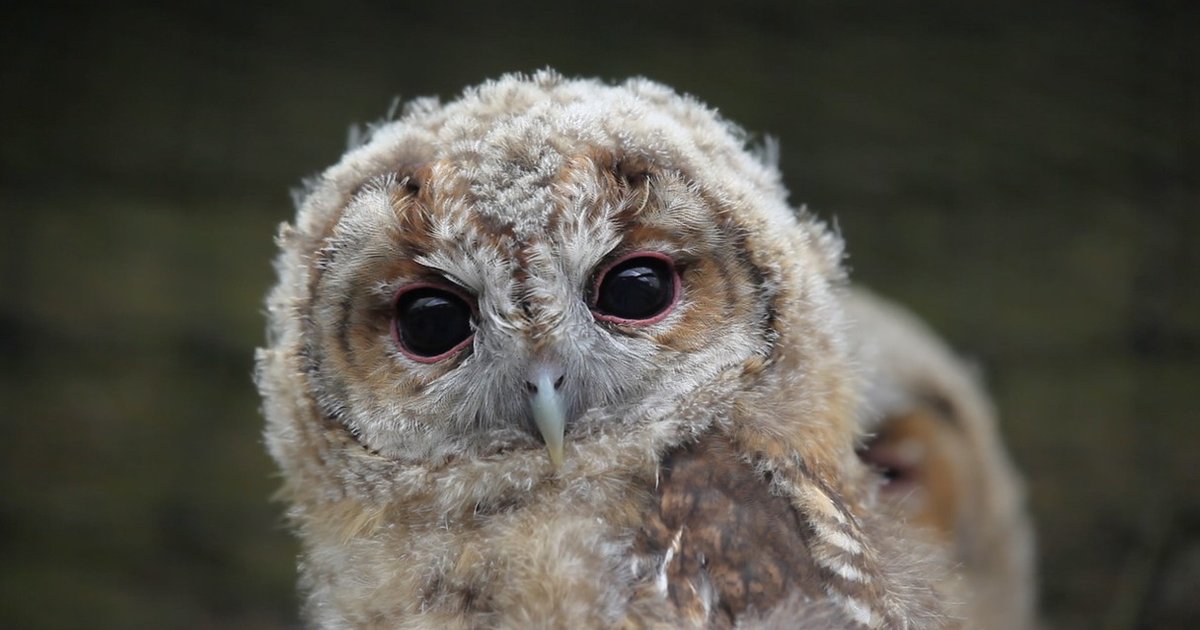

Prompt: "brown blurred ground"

[1,1,1197,628]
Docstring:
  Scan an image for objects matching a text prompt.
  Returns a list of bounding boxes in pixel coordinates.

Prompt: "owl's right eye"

[391,285,474,362]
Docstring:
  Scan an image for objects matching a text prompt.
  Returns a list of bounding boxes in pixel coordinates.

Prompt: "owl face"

[303,149,772,465]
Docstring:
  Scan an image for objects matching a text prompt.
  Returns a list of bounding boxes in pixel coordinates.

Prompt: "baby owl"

[257,71,969,628]
[848,289,1036,630]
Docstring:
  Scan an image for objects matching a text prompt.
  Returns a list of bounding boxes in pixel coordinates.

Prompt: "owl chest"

[318,474,656,628]
[328,439,830,628]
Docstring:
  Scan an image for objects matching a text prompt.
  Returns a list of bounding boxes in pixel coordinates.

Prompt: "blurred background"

[2,0,1196,627]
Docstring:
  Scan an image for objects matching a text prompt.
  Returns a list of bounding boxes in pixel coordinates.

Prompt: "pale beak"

[526,366,566,467]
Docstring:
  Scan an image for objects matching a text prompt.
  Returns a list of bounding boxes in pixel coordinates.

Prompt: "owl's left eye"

[391,285,474,362]
[591,252,680,325]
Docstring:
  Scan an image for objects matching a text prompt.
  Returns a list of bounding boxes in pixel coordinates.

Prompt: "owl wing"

[634,436,863,628]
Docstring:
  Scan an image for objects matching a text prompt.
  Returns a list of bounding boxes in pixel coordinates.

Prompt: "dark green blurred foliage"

[1,1,1196,628]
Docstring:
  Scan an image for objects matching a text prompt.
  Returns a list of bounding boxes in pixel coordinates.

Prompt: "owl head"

[259,69,856,510]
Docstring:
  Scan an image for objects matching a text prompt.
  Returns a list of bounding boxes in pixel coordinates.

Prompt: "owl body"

[259,72,957,628]
[847,289,1036,630]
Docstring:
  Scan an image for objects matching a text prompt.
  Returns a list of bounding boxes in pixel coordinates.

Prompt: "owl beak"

[526,366,567,468]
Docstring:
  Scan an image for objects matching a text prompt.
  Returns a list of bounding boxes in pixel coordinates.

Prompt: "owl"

[846,289,1037,630]
[257,71,958,628]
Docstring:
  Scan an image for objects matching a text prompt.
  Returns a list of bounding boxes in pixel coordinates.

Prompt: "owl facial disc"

[526,363,567,467]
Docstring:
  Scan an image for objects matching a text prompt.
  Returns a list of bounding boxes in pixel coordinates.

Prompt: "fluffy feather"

[258,71,967,628]
[846,288,1036,629]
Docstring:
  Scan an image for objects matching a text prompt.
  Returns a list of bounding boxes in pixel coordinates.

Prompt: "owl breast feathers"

[257,70,1029,628]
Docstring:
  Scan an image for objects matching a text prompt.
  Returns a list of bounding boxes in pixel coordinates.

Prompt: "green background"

[2,1,1196,627]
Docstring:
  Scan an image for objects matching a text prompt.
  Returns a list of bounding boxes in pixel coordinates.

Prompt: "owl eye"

[392,285,474,362]
[592,252,679,324]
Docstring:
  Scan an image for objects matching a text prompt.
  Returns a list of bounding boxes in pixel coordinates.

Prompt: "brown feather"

[638,436,843,626]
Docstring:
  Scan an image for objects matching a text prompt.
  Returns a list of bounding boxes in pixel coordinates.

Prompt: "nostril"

[525,362,566,397]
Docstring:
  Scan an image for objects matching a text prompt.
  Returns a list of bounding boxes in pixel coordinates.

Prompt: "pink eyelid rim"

[390,281,476,364]
[590,251,682,326]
